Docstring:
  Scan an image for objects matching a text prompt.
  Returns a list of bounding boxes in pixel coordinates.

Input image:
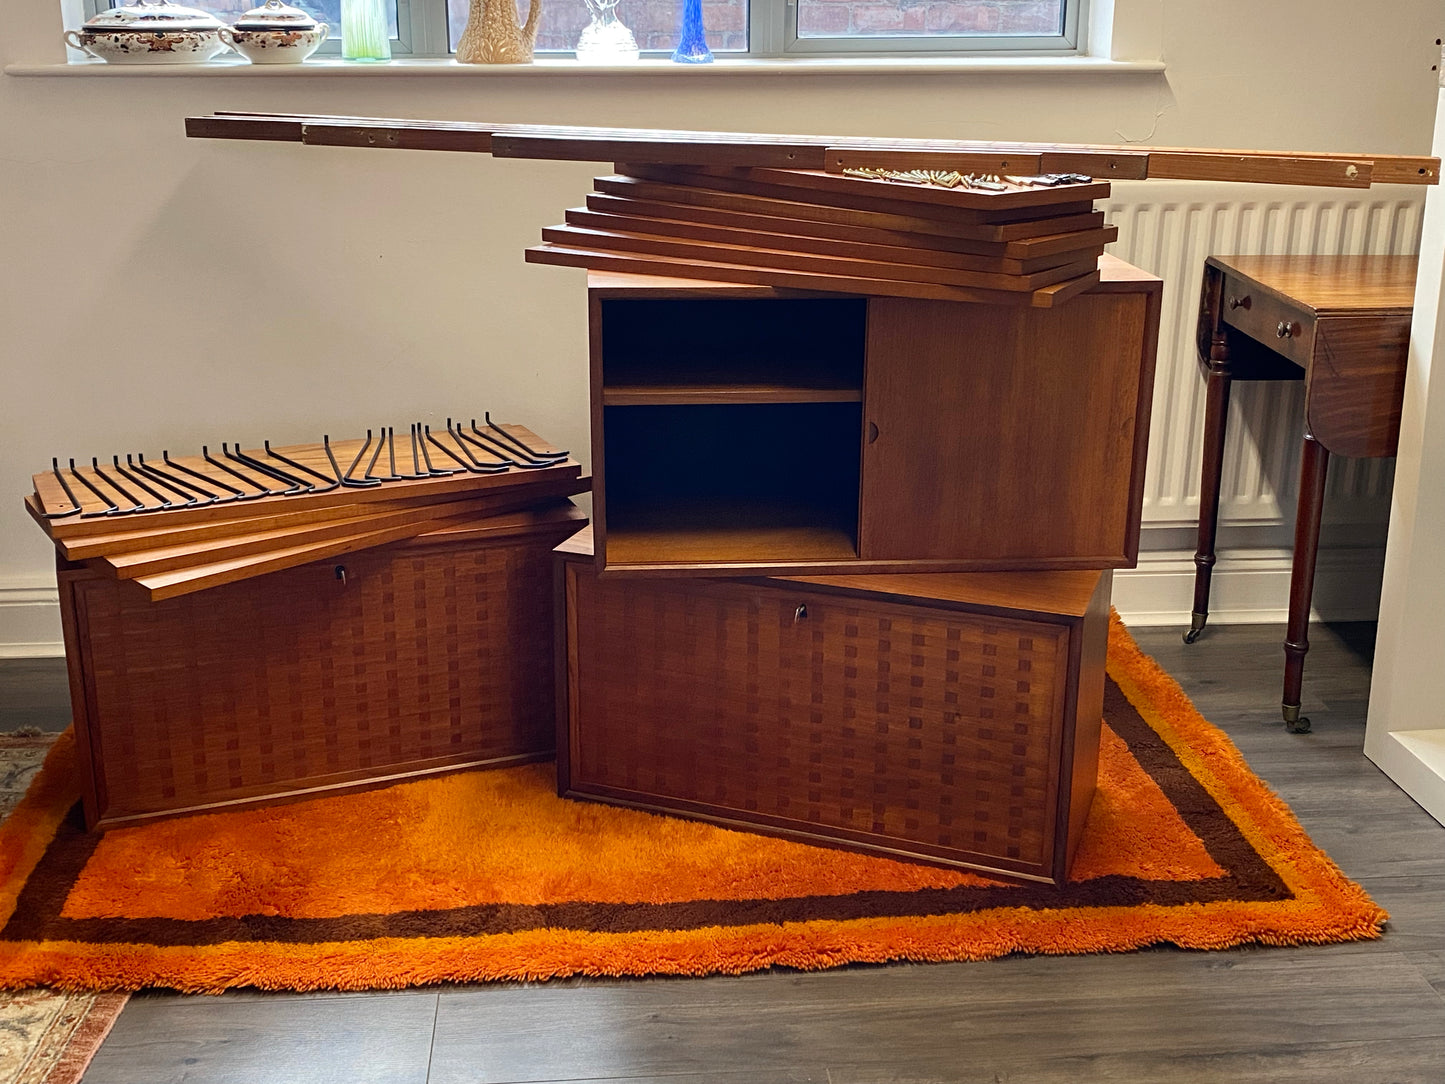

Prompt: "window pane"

[103,0,399,39]
[797,0,1063,38]
[447,0,746,53]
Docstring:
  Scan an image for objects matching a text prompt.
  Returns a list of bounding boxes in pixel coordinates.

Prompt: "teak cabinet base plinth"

[61,503,586,830]
[556,530,1111,885]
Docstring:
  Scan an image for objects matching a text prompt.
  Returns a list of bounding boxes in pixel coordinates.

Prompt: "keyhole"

[794,604,808,622]
[334,564,348,586]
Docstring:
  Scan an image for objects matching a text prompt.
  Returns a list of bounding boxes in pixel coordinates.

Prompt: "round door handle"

[1276,320,1297,339]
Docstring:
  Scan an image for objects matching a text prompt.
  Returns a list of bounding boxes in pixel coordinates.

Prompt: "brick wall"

[454,0,1062,52]
[168,0,1061,55]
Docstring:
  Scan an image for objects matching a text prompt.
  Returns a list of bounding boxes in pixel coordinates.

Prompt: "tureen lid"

[233,0,320,30]
[82,0,226,31]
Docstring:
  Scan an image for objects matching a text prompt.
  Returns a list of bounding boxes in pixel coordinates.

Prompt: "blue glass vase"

[671,0,712,63]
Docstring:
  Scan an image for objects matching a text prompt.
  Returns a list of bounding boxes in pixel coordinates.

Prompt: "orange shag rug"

[0,619,1385,993]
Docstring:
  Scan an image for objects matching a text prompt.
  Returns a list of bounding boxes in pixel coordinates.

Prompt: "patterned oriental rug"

[0,619,1385,995]
[0,733,126,1084]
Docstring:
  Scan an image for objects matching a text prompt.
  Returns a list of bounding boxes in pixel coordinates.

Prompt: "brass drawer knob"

[1276,320,1298,339]
[1227,295,1251,310]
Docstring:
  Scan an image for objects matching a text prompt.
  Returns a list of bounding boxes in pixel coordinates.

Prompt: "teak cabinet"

[588,256,1161,577]
[59,503,585,830]
[557,529,1111,884]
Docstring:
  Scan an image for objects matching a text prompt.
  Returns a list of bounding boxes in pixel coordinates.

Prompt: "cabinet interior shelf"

[602,384,863,406]
[603,499,858,566]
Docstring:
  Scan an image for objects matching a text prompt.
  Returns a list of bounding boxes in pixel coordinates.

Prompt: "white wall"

[1,0,1440,653]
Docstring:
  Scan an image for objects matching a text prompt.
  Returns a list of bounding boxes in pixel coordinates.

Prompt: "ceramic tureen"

[220,0,329,64]
[64,0,230,64]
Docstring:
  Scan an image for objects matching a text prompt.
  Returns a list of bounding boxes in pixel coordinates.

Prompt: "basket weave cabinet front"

[61,505,585,830]
[558,539,1110,884]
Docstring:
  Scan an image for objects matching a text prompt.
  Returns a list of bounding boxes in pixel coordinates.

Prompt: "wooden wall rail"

[185,112,1439,188]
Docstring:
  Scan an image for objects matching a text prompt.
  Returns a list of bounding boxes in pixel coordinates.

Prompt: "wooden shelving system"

[172,113,1445,876]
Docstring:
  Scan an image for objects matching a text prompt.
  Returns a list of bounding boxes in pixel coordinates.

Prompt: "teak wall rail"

[184,112,1439,189]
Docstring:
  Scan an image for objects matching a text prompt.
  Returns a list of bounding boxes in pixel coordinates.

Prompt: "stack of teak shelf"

[526,163,1116,307]
[27,424,588,830]
[543,167,1161,887]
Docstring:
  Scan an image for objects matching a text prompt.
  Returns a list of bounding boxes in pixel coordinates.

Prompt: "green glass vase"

[341,0,390,60]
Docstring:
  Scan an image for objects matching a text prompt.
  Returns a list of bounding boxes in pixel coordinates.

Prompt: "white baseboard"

[0,539,1388,655]
[1113,545,1386,627]
[0,584,63,658]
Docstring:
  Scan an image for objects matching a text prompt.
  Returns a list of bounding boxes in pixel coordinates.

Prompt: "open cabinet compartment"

[587,266,1161,577]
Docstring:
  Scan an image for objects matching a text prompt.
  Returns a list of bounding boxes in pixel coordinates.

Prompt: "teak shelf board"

[615,164,1103,227]
[96,492,516,579]
[527,244,1101,308]
[50,474,590,562]
[601,386,863,406]
[132,499,586,601]
[30,426,578,537]
[589,176,1111,246]
[541,224,1099,293]
[573,199,1114,271]
[601,519,859,567]
[132,512,475,601]
[825,147,1377,189]
[621,164,1113,216]
[186,112,1440,187]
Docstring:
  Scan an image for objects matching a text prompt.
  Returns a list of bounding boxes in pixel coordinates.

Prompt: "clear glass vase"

[341,0,390,60]
[576,0,640,62]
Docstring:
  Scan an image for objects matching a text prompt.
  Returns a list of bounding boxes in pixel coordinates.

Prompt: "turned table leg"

[1283,433,1330,733]
[1187,358,1233,643]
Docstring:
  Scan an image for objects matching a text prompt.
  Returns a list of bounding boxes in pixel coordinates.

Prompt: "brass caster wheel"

[1282,705,1311,734]
[1183,613,1208,645]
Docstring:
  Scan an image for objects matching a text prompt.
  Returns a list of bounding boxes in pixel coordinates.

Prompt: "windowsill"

[6,54,1165,77]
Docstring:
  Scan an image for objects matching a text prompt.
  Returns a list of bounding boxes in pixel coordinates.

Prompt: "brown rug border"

[1,677,1289,949]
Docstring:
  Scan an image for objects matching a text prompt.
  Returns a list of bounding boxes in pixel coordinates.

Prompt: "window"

[86,0,1078,58]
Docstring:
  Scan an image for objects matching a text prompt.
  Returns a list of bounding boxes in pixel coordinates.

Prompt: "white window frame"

[756,0,1080,57]
[85,0,1082,59]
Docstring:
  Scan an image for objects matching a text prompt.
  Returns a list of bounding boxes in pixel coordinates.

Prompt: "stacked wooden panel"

[27,423,584,601]
[25,420,590,830]
[526,164,1117,307]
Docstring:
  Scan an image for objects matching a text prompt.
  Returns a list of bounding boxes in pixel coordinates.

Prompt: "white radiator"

[1101,182,1424,623]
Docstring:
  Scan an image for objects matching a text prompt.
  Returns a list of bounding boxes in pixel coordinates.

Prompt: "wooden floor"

[5,622,1445,1084]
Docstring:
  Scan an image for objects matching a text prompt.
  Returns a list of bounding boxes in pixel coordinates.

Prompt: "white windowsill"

[6,54,1165,77]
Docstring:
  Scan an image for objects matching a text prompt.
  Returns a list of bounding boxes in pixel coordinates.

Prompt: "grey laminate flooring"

[5,623,1443,1084]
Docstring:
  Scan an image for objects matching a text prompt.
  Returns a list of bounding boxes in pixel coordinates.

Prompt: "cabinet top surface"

[1205,254,1418,315]
[556,527,1103,618]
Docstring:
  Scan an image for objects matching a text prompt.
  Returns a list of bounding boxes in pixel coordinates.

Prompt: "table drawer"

[1219,272,1315,368]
